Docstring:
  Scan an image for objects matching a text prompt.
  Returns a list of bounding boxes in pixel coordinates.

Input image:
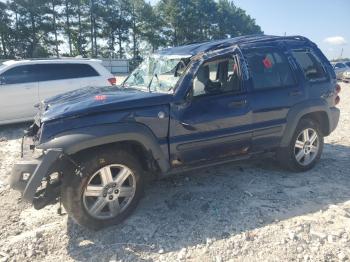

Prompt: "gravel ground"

[0,83,349,262]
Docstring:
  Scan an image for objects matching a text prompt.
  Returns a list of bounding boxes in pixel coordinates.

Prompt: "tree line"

[0,0,262,59]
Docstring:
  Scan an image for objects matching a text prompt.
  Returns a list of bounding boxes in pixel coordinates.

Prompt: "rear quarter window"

[38,63,100,81]
[291,50,327,81]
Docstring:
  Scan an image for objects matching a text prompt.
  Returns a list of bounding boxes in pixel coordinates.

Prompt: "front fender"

[37,123,170,173]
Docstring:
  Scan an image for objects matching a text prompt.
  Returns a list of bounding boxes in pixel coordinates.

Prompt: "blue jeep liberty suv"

[10,35,340,229]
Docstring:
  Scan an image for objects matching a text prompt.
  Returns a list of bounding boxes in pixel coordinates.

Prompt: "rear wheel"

[61,148,144,230]
[278,118,324,172]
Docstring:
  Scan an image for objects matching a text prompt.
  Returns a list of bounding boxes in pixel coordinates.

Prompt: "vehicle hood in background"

[41,86,173,122]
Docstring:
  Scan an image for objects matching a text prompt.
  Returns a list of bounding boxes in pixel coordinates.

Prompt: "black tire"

[277,118,324,172]
[61,147,144,230]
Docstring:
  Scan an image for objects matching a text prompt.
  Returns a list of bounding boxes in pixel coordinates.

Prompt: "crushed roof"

[156,34,310,56]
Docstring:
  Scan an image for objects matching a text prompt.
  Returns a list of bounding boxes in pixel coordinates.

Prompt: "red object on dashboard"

[108,77,117,85]
[262,57,272,69]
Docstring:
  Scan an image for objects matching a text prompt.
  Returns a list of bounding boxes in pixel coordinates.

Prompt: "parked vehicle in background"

[331,61,349,80]
[342,61,350,82]
[0,59,116,125]
[10,35,340,230]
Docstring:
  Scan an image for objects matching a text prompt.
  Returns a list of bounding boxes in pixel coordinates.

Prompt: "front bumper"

[9,136,62,203]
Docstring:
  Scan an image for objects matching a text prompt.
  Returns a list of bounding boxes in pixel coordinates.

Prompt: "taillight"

[108,77,117,85]
[335,95,340,105]
[335,84,341,105]
[335,84,341,94]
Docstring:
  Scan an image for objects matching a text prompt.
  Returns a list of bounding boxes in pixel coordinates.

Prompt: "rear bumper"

[329,107,340,134]
[9,136,62,203]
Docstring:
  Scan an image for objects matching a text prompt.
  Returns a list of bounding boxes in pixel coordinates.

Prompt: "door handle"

[289,90,302,96]
[229,100,247,108]
[180,122,196,131]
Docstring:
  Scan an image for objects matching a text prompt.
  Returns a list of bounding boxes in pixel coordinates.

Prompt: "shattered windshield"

[123,56,189,93]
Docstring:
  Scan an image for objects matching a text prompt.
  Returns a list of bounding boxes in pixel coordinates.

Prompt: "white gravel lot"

[0,83,349,262]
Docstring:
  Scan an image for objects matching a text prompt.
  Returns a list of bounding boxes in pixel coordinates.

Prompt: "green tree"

[8,0,54,57]
[48,0,63,57]
[214,0,262,39]
[127,0,146,59]
[0,2,12,58]
[138,2,165,52]
[1,0,263,59]
[99,0,130,58]
[64,0,91,57]
[156,0,181,45]
[63,0,73,55]
[157,0,262,46]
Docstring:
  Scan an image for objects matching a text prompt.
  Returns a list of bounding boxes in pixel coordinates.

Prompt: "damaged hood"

[41,86,173,122]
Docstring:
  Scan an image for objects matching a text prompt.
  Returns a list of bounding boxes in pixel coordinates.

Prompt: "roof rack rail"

[157,34,312,56]
[228,35,310,48]
[206,35,305,50]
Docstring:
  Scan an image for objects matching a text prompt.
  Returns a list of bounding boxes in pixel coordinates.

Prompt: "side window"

[292,50,327,81]
[38,63,99,81]
[69,64,100,78]
[0,65,39,85]
[193,56,241,97]
[245,49,296,90]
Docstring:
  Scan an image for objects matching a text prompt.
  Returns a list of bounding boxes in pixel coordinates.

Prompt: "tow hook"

[57,196,64,216]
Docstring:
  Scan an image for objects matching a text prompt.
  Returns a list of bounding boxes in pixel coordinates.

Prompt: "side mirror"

[185,87,194,103]
[176,86,193,107]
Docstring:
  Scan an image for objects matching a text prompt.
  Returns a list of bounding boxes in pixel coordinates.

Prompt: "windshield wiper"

[147,73,161,93]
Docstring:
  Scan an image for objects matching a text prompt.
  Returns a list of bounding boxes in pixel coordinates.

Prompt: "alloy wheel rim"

[83,164,136,219]
[294,128,319,166]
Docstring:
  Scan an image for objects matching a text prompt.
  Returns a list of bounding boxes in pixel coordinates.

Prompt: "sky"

[149,0,350,60]
[232,0,350,59]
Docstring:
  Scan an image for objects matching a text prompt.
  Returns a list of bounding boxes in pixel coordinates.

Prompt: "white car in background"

[332,61,350,80]
[0,59,116,125]
[342,61,350,82]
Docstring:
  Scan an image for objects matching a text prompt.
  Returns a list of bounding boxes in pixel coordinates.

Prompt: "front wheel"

[278,119,324,172]
[61,148,144,230]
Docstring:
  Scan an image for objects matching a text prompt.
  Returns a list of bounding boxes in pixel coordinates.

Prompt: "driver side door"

[169,54,252,166]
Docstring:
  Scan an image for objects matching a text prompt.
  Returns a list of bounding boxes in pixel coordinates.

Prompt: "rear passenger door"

[37,63,101,101]
[0,65,39,122]
[243,47,304,151]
